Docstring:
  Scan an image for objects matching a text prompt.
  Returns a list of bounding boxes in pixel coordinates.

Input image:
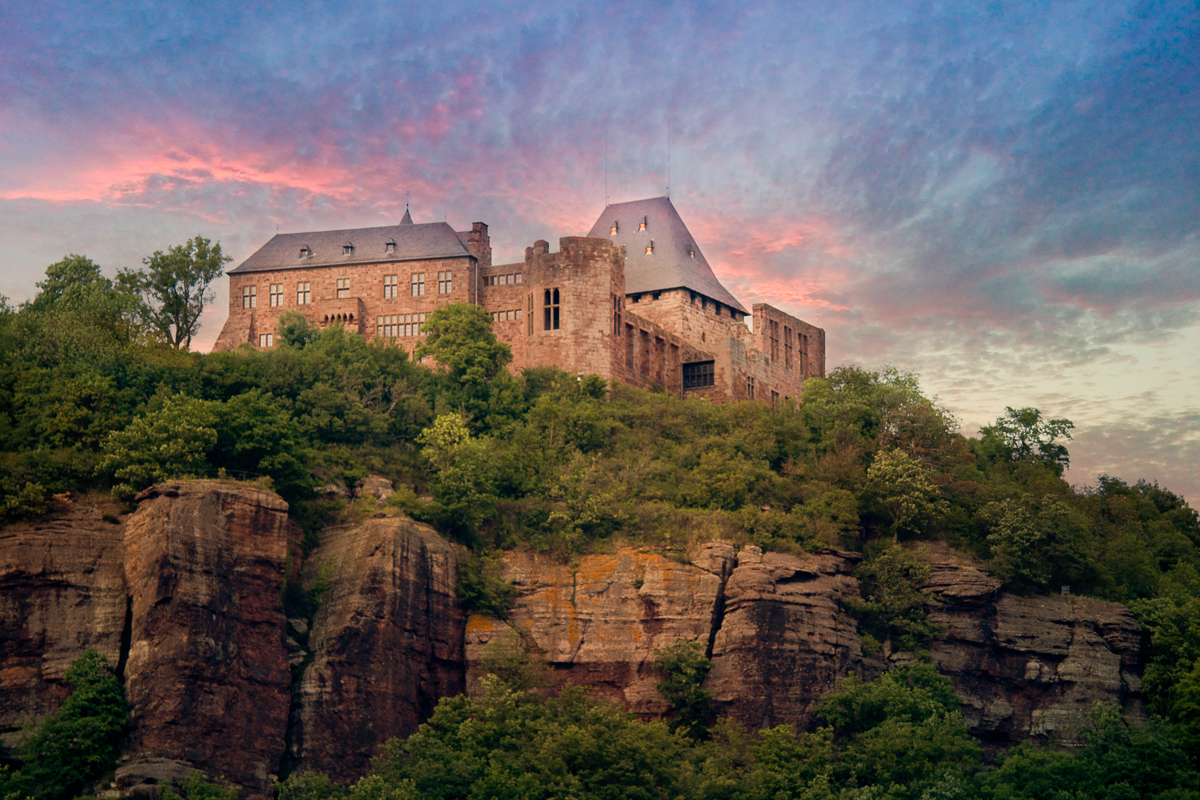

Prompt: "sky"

[1,0,1197,502]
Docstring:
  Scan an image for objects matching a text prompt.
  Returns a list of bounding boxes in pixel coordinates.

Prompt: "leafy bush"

[653,640,714,739]
[0,650,128,800]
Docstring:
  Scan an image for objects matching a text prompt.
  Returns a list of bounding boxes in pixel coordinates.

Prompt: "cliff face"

[288,518,464,781]
[0,504,127,759]
[120,482,294,799]
[0,485,1148,796]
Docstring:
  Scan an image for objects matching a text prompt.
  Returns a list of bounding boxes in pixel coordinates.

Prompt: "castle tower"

[520,237,626,380]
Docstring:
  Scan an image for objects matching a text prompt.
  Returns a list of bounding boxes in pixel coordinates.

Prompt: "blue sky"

[2,0,1197,501]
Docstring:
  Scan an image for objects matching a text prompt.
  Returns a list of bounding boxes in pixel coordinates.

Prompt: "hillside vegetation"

[3,257,1200,797]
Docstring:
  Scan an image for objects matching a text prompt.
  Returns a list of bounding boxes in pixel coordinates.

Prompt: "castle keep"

[213,197,825,402]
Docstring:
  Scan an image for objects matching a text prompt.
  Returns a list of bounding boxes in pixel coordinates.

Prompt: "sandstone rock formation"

[120,482,293,799]
[466,544,734,716]
[0,503,126,758]
[288,518,464,781]
[707,546,864,730]
[915,542,1145,748]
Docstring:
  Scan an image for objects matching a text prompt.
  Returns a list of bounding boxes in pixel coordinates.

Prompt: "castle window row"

[376,312,428,339]
[483,272,522,286]
[490,309,522,322]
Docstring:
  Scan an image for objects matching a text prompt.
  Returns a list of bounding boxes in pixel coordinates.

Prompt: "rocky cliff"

[0,482,1148,797]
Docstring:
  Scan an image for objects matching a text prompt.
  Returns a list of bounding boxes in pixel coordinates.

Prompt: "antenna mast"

[666,118,671,198]
[605,125,609,207]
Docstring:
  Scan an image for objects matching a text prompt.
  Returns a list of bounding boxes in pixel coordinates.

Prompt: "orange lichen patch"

[466,614,501,634]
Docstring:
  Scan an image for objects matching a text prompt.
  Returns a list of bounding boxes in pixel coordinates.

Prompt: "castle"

[213,197,825,402]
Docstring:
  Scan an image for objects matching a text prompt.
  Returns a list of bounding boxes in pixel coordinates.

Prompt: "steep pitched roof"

[586,196,748,314]
[228,221,471,274]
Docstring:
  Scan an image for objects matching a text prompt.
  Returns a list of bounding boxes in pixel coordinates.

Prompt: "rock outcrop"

[0,503,127,758]
[466,544,734,716]
[288,518,464,781]
[120,482,293,799]
[916,542,1145,748]
[707,547,864,730]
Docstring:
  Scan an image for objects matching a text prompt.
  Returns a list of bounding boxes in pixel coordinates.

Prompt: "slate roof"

[228,221,472,274]
[586,196,748,314]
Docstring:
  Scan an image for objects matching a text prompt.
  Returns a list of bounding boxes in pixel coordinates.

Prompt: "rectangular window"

[514,273,523,283]
[258,333,273,348]
[242,285,257,309]
[528,294,534,335]
[747,376,756,399]
[383,274,398,298]
[438,270,453,294]
[268,284,283,307]
[613,295,622,335]
[411,272,425,296]
[682,361,715,390]
[784,325,793,368]
[769,320,780,362]
[771,390,780,406]
[543,288,560,330]
[336,278,350,299]
[297,282,311,305]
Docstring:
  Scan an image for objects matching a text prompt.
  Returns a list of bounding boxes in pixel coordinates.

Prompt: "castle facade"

[213,197,825,403]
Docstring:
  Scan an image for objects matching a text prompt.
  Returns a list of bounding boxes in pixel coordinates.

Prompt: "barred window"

[336,278,350,299]
[682,361,714,390]
[242,285,256,309]
[296,282,311,305]
[411,272,425,296]
[438,271,453,294]
[269,284,283,307]
[383,274,399,298]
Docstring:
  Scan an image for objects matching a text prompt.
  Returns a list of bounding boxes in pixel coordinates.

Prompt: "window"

[258,333,273,348]
[610,222,619,235]
[343,243,353,255]
[613,295,622,335]
[411,272,425,296]
[297,282,311,304]
[639,216,647,231]
[385,239,396,253]
[337,278,350,299]
[383,274,399,298]
[645,240,654,254]
[528,294,534,336]
[242,285,257,308]
[299,246,311,259]
[770,320,780,362]
[689,247,695,258]
[682,361,714,390]
[438,270,453,294]
[784,326,793,368]
[771,390,779,405]
[747,376,756,399]
[543,288,560,330]
[515,272,522,283]
[375,313,428,339]
[269,283,283,307]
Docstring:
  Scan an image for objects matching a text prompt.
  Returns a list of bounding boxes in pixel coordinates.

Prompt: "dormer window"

[689,248,695,258]
[639,217,647,231]
[299,246,311,259]
[610,222,618,235]
[385,239,396,253]
[645,240,654,255]
[343,243,354,255]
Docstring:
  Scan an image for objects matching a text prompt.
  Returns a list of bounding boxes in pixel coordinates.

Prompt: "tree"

[653,640,714,739]
[865,448,949,541]
[0,650,128,800]
[120,236,231,349]
[980,407,1075,477]
[98,393,218,497]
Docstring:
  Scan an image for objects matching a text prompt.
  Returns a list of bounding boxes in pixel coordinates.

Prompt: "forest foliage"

[4,257,1200,797]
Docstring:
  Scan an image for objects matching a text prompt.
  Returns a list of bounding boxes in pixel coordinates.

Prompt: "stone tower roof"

[586,196,748,314]
[228,220,470,274]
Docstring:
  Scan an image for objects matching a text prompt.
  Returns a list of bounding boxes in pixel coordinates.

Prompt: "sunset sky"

[2,1,1197,501]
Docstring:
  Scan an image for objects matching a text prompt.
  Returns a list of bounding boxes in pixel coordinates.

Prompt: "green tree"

[0,650,128,800]
[98,393,218,496]
[865,449,949,541]
[418,413,497,537]
[980,407,1075,477]
[653,640,714,740]
[415,302,512,391]
[120,235,231,349]
[277,310,320,348]
[851,544,943,653]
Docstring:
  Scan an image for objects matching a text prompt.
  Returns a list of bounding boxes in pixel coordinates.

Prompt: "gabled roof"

[228,221,471,274]
[586,196,748,314]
